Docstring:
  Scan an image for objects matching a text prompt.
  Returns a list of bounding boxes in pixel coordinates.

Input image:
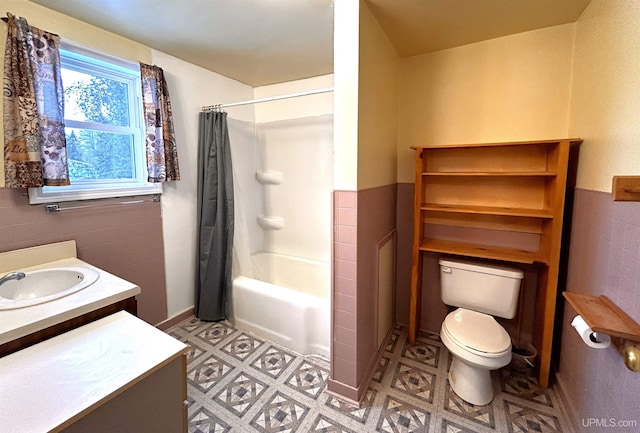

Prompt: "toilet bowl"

[438,257,523,406]
[440,308,512,405]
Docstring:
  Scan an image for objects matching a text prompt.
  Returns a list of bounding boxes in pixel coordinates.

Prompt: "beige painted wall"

[0,0,152,187]
[333,0,359,191]
[1,2,256,320]
[151,50,254,319]
[397,24,575,183]
[3,1,150,63]
[568,0,640,192]
[357,2,399,190]
[254,75,333,123]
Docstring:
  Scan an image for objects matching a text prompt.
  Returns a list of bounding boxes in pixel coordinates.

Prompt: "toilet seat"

[442,308,511,357]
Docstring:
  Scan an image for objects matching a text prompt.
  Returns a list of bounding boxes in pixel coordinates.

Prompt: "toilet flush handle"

[442,266,452,273]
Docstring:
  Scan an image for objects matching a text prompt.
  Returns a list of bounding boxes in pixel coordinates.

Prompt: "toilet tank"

[439,258,524,319]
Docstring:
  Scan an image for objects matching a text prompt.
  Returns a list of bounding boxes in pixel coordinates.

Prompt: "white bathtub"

[231,252,330,358]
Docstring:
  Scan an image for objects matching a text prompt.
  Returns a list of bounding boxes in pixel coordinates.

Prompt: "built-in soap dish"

[256,171,283,185]
[257,215,284,230]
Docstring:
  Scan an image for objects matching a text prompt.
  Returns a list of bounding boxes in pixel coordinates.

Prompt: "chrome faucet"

[0,271,26,287]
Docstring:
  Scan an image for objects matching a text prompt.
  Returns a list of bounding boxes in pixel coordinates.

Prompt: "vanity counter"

[0,256,141,345]
[0,311,189,433]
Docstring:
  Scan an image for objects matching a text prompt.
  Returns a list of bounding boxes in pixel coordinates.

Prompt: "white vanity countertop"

[0,257,141,345]
[0,311,189,433]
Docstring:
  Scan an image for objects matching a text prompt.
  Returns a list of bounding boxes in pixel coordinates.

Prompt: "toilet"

[439,258,523,406]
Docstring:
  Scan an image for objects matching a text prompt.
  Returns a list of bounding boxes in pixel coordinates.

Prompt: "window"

[28,43,160,204]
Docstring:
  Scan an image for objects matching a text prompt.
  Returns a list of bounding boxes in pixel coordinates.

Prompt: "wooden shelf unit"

[409,138,582,388]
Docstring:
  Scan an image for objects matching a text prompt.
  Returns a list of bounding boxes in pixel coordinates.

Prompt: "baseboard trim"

[326,325,394,406]
[326,379,359,405]
[555,372,579,433]
[156,307,194,331]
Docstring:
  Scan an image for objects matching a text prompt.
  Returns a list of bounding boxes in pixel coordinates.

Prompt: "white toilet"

[439,258,524,406]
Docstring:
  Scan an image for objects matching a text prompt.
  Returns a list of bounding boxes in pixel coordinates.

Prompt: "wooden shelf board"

[411,138,583,150]
[420,203,554,219]
[563,292,640,342]
[423,171,556,177]
[419,238,545,264]
[423,217,544,235]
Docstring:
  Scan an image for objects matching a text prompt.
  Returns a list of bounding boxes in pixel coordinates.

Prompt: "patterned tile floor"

[167,319,575,433]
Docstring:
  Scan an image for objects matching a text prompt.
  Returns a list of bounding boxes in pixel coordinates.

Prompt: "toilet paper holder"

[563,292,640,372]
[571,315,611,349]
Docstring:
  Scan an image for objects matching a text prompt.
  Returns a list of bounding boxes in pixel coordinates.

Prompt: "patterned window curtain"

[3,13,69,188]
[140,62,180,182]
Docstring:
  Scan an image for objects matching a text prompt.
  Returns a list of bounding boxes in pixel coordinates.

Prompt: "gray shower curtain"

[196,111,234,321]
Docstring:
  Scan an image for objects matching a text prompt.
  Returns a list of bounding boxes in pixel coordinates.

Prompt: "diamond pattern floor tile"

[188,407,231,433]
[250,391,310,433]
[168,318,576,433]
[285,360,329,399]
[251,344,296,379]
[309,414,358,433]
[213,371,268,417]
[187,353,234,392]
[391,361,437,404]
[500,368,554,407]
[444,380,495,429]
[401,336,440,368]
[503,400,562,433]
[372,355,391,383]
[376,395,431,433]
[439,418,484,433]
[221,332,264,361]
[196,321,236,347]
[325,388,376,425]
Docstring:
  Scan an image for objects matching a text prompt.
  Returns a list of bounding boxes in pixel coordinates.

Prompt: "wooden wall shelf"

[612,176,640,201]
[563,291,640,372]
[563,292,640,342]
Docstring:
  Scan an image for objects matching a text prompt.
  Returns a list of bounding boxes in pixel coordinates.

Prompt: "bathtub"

[231,252,330,358]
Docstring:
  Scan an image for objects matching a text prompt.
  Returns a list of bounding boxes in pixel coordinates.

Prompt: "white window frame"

[28,42,161,204]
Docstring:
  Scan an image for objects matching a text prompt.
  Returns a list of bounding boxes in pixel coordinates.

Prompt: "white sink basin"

[0,267,100,310]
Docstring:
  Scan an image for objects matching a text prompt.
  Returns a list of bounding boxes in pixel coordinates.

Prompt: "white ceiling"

[28,0,591,87]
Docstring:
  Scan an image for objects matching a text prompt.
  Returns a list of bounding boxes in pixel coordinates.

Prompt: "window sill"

[28,182,162,204]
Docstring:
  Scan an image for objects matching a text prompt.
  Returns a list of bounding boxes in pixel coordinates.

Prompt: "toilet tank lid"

[439,258,523,279]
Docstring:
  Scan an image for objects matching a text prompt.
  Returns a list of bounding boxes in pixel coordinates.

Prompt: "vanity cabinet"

[409,138,581,388]
[0,297,136,357]
[0,311,189,433]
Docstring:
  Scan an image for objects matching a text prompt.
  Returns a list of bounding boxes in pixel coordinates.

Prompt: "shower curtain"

[195,111,234,321]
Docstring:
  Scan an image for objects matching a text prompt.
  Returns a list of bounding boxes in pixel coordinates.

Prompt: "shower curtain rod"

[201,87,334,112]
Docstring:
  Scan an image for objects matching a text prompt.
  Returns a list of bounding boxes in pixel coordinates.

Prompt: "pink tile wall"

[395,183,449,333]
[329,185,398,404]
[0,188,168,325]
[558,188,640,431]
[355,185,397,380]
[331,190,358,387]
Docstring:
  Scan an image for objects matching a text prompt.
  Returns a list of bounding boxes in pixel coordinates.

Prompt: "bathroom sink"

[0,267,100,310]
